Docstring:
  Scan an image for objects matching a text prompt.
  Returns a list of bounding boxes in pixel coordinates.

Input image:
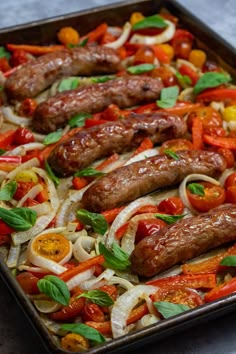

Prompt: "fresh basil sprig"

[157,86,179,109]
[193,72,231,95]
[220,256,236,267]
[77,209,108,235]
[61,323,105,343]
[0,46,11,59]
[78,37,89,47]
[37,275,70,306]
[91,76,114,83]
[0,207,37,231]
[68,112,92,128]
[0,149,6,155]
[58,77,80,92]
[43,130,63,145]
[127,63,156,75]
[164,149,180,160]
[155,213,185,224]
[99,242,131,271]
[187,183,205,196]
[45,160,60,186]
[74,167,106,178]
[154,301,190,319]
[132,15,167,30]
[175,71,192,88]
[77,290,114,307]
[0,181,17,201]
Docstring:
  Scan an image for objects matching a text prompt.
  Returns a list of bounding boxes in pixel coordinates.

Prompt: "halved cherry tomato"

[203,126,226,137]
[84,118,108,127]
[72,176,89,190]
[159,138,193,154]
[127,303,149,325]
[187,107,222,131]
[35,182,49,203]
[101,104,121,121]
[224,172,236,189]
[18,98,38,117]
[23,198,40,207]
[12,127,35,145]
[158,197,184,215]
[101,206,125,223]
[133,45,155,65]
[134,204,159,215]
[0,220,15,235]
[186,181,225,212]
[135,218,167,243]
[16,272,39,294]
[171,29,193,59]
[203,60,221,73]
[82,303,105,322]
[152,285,204,308]
[9,49,29,67]
[205,277,236,303]
[115,222,129,240]
[14,181,36,200]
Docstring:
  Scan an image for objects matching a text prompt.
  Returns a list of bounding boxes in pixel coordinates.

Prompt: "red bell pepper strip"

[196,88,236,102]
[101,206,125,224]
[152,45,170,64]
[127,303,149,325]
[115,222,129,240]
[132,137,154,156]
[203,134,236,149]
[0,130,16,149]
[85,321,112,335]
[192,117,203,150]
[50,291,85,321]
[204,277,236,302]
[135,102,158,114]
[6,44,64,55]
[0,156,22,172]
[95,153,119,171]
[72,176,89,190]
[84,118,108,127]
[178,64,199,85]
[82,23,108,43]
[159,102,202,116]
[146,273,216,289]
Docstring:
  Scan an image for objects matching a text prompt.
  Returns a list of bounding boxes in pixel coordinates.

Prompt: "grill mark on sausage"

[81,150,226,212]
[4,46,121,100]
[130,204,236,277]
[47,112,187,176]
[31,76,163,133]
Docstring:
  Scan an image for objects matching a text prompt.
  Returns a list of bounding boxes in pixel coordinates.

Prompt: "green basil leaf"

[91,76,114,83]
[43,130,63,145]
[37,275,70,306]
[112,242,130,263]
[77,209,108,235]
[0,181,17,201]
[68,112,92,128]
[175,71,192,88]
[127,63,156,75]
[193,72,231,95]
[61,323,105,343]
[132,15,168,30]
[0,149,6,155]
[78,37,89,47]
[220,256,236,267]
[99,242,131,271]
[0,207,37,231]
[77,290,114,307]
[187,182,205,196]
[74,167,106,177]
[45,160,60,186]
[154,301,190,319]
[164,149,180,160]
[0,46,11,59]
[157,86,179,109]
[58,77,80,92]
[155,213,185,224]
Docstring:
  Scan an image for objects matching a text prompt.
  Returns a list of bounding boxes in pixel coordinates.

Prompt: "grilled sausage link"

[32,76,163,133]
[4,46,121,100]
[47,112,186,176]
[131,204,236,277]
[82,150,226,212]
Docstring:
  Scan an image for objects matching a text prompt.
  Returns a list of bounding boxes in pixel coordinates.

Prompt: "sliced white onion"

[111,285,157,338]
[34,299,62,313]
[6,244,21,268]
[108,276,135,290]
[2,106,31,126]
[29,202,52,216]
[124,148,159,166]
[130,20,175,45]
[65,229,88,243]
[66,267,95,291]
[80,269,115,290]
[107,26,122,37]
[5,142,44,156]
[179,174,221,214]
[135,314,160,330]
[32,132,47,142]
[105,22,131,49]
[211,101,225,114]
[73,236,96,262]
[33,167,59,211]
[16,183,43,207]
[56,176,73,200]
[6,157,39,180]
[18,264,50,273]
[176,59,198,72]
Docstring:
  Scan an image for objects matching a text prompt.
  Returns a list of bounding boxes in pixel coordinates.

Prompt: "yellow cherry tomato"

[32,233,71,263]
[158,44,175,61]
[15,170,39,183]
[223,105,236,122]
[129,12,145,26]
[61,333,89,351]
[57,26,80,46]
[188,49,207,69]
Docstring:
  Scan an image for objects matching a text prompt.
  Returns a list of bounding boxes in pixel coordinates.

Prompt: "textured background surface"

[0,1,236,353]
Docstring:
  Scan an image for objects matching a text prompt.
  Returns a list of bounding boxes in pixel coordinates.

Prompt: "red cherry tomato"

[224,172,236,189]
[217,148,235,168]
[186,181,226,212]
[82,303,105,322]
[158,197,184,215]
[16,272,39,294]
[14,181,36,200]
[133,45,155,64]
[160,138,193,154]
[187,107,222,131]
[135,218,167,243]
[13,127,35,145]
[171,29,193,59]
[225,186,236,204]
[0,220,15,234]
[18,98,38,117]
[151,66,178,87]
[0,235,11,245]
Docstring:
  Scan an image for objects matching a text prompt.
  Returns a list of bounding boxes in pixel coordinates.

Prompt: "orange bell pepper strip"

[6,44,64,55]
[72,177,89,190]
[152,44,170,64]
[146,273,216,289]
[132,137,154,156]
[204,277,236,303]
[50,289,85,321]
[101,206,125,223]
[59,255,105,282]
[127,303,149,325]
[85,321,112,335]
[115,222,129,240]
[135,102,158,114]
[159,102,202,116]
[0,129,16,150]
[203,134,236,149]
[95,153,119,171]
[82,23,108,43]
[196,88,236,103]
[192,117,203,150]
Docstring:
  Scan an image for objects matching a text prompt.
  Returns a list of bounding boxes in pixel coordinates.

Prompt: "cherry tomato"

[99,285,117,302]
[18,98,38,117]
[217,148,235,168]
[23,198,40,207]
[178,64,199,85]
[13,127,35,145]
[224,172,236,189]
[160,138,193,154]
[82,303,105,322]
[225,186,236,204]
[186,181,226,212]
[152,285,204,308]
[14,181,36,200]
[9,49,29,67]
[171,30,193,59]
[150,66,178,87]
[135,218,167,243]
[16,272,39,294]
[203,126,226,137]
[0,220,15,235]
[187,107,222,131]
[133,45,155,64]
[205,277,236,302]
[0,235,11,246]
[50,289,85,321]
[203,60,221,73]
[158,197,184,215]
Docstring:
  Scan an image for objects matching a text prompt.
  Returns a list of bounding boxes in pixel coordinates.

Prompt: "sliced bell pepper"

[6,44,64,55]
[127,303,149,325]
[203,134,236,149]
[101,206,125,223]
[95,153,119,171]
[146,273,216,289]
[85,321,112,335]
[0,130,16,149]
[132,137,154,156]
[160,102,202,116]
[50,291,85,321]
[83,23,108,43]
[72,176,89,190]
[204,277,236,302]
[0,155,22,172]
[179,64,199,85]
[192,116,203,150]
[196,88,236,103]
[115,222,129,240]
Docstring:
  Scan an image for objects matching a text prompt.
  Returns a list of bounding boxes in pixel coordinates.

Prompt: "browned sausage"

[47,112,187,176]
[131,204,236,277]
[32,76,163,133]
[4,46,121,100]
[82,150,226,212]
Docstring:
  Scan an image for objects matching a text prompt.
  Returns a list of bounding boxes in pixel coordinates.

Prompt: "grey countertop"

[0,1,236,353]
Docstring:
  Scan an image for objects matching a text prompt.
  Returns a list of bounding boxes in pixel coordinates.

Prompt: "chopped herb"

[61,323,105,343]
[74,167,106,177]
[154,301,190,319]
[77,209,108,235]
[37,275,70,306]
[127,63,156,75]
[43,130,63,145]
[155,213,185,224]
[132,15,168,30]
[99,242,131,271]
[220,256,236,267]
[164,149,180,160]
[0,46,11,59]
[0,207,37,231]
[0,181,17,201]
[187,183,205,196]
[68,112,92,128]
[157,85,179,108]
[91,76,114,83]
[193,72,231,95]
[77,290,114,307]
[58,77,80,92]
[175,71,192,88]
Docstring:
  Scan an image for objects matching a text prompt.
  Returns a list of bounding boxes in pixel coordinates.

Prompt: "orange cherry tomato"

[186,181,226,212]
[82,303,105,322]
[150,66,178,87]
[159,138,193,154]
[133,45,155,64]
[187,107,222,131]
[158,197,184,215]
[16,272,40,294]
[135,218,167,243]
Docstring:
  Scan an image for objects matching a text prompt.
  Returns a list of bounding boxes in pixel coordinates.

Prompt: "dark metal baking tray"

[0,0,236,353]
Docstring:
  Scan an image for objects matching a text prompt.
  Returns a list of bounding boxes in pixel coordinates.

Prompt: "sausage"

[4,46,121,100]
[47,112,187,176]
[82,150,226,212]
[32,76,163,133]
[130,204,236,277]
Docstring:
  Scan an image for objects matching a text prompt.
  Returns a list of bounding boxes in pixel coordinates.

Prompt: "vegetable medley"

[0,7,236,352]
